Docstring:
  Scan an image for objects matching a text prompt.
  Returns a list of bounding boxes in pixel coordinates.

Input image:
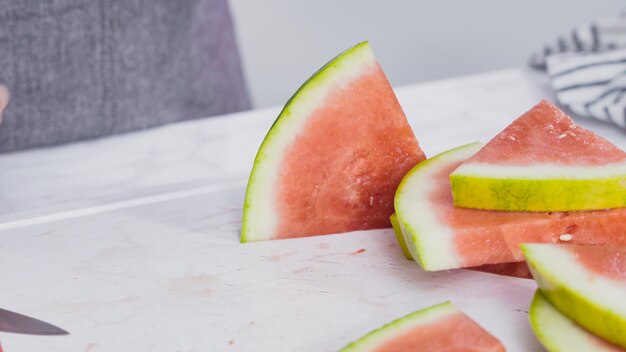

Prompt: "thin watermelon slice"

[521,243,626,349]
[241,42,425,242]
[530,290,625,352]
[340,301,504,352]
[390,213,531,278]
[450,100,626,212]
[394,143,626,271]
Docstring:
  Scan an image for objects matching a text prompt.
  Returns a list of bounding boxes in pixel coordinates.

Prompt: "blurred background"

[230,0,624,107]
[0,1,624,153]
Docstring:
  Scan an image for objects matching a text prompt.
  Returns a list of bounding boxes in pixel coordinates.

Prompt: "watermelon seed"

[559,234,573,242]
[369,196,374,206]
[558,133,568,139]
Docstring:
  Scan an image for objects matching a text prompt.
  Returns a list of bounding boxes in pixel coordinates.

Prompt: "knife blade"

[0,308,68,335]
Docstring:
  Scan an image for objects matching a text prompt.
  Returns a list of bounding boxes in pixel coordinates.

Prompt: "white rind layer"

[531,291,622,352]
[395,142,483,270]
[452,162,626,179]
[524,244,626,318]
[341,302,458,351]
[242,43,377,242]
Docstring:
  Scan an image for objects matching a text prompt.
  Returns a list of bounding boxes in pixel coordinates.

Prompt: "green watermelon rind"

[389,213,412,260]
[521,244,626,349]
[241,42,373,243]
[339,301,457,352]
[530,290,622,352]
[450,173,626,212]
[394,142,484,271]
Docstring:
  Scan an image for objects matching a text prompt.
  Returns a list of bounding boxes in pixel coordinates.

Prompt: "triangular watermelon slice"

[340,301,504,352]
[242,42,425,242]
[530,290,625,352]
[522,243,626,349]
[450,100,626,212]
[394,143,626,271]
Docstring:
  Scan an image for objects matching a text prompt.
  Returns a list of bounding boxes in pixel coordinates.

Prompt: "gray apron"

[0,0,250,152]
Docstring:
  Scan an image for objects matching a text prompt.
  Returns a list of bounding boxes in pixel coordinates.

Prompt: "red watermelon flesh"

[340,302,504,352]
[466,100,626,166]
[242,42,425,242]
[395,143,626,271]
[276,63,423,239]
[568,245,626,280]
[373,311,504,352]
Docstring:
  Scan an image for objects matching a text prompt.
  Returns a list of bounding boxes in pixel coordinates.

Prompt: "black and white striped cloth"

[530,17,626,129]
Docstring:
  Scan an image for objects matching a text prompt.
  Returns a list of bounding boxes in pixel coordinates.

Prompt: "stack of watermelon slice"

[242,42,626,350]
[394,100,626,272]
[522,244,626,351]
[391,84,626,348]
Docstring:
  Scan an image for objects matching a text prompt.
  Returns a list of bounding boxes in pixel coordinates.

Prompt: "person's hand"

[0,85,9,124]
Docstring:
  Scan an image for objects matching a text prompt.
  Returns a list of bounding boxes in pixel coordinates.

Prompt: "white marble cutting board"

[1,181,542,351]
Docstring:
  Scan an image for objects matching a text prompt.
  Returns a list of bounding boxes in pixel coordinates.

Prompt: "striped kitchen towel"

[531,17,626,129]
[529,17,626,70]
[548,49,626,128]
